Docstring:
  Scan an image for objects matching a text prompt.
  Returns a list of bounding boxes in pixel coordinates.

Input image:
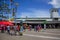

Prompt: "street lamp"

[14,2,19,26]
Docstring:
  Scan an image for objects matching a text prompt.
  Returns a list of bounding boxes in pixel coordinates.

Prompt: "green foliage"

[43,20,47,24]
[0,0,11,19]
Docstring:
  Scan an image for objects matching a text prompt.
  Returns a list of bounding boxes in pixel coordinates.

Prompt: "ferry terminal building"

[14,8,60,28]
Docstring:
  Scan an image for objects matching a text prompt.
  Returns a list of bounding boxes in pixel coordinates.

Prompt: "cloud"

[20,9,50,18]
[48,0,60,8]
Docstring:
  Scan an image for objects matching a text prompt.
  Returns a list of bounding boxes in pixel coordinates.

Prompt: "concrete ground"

[0,29,60,40]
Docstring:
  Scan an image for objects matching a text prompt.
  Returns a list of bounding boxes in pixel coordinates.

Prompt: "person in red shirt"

[16,25,20,35]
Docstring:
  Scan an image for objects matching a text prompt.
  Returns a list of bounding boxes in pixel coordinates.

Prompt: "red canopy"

[0,21,13,26]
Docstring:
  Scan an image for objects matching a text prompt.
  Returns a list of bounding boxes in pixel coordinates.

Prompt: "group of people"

[0,24,42,36]
[34,25,42,32]
[0,25,24,36]
[22,25,42,32]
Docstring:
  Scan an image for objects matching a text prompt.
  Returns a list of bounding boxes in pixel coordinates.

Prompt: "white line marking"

[40,32,60,35]
[24,34,60,39]
[29,31,60,35]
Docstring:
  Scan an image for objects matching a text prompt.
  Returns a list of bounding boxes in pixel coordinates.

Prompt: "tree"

[0,0,11,20]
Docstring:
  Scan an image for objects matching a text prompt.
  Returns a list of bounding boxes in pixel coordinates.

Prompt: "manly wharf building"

[15,8,60,28]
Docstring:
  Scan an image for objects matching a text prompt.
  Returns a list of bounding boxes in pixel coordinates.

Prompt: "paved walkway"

[0,29,60,40]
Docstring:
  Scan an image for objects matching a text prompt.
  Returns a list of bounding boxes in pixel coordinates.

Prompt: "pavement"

[0,29,60,40]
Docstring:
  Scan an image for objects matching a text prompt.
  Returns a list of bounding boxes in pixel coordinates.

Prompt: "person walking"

[13,25,17,35]
[37,25,40,32]
[29,25,32,31]
[16,25,20,35]
[34,25,37,32]
[7,25,10,34]
[10,26,14,35]
[1,26,4,33]
[1,25,4,33]
[19,26,23,36]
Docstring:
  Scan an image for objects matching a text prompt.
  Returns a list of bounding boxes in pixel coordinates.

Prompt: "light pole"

[14,2,19,26]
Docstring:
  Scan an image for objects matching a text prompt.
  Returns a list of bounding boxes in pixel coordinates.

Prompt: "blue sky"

[16,0,51,18]
[8,0,60,18]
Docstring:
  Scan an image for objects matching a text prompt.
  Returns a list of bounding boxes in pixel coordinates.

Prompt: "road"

[0,29,60,40]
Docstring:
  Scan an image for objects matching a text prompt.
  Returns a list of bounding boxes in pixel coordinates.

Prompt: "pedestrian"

[1,26,4,33]
[10,26,14,35]
[7,25,10,34]
[29,25,32,31]
[19,26,23,36]
[13,25,17,35]
[39,25,42,31]
[16,25,20,35]
[1,25,4,33]
[37,25,40,32]
[23,26,26,32]
[4,26,7,32]
[34,26,37,32]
